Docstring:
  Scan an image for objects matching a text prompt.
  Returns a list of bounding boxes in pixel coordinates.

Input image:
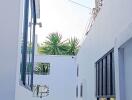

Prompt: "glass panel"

[80,84,83,97]
[110,52,115,95]
[96,62,99,96]
[20,0,36,89]
[26,0,33,86]
[76,85,78,98]
[77,65,79,77]
[103,57,106,95]
[20,0,30,85]
[107,54,111,95]
[105,57,107,95]
[112,52,115,95]
[96,49,115,99]
[99,60,103,96]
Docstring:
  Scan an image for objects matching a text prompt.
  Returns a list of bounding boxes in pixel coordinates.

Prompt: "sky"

[36,0,95,44]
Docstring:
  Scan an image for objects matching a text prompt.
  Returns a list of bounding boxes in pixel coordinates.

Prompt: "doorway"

[119,38,132,100]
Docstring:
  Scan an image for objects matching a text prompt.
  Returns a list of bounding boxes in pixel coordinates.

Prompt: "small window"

[34,62,50,75]
[95,49,115,100]
[80,83,83,97]
[77,65,79,77]
[76,85,78,98]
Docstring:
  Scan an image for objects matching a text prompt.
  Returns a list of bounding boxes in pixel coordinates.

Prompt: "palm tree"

[66,37,79,55]
[39,33,68,55]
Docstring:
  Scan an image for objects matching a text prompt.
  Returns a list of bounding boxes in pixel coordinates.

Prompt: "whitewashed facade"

[77,0,132,100]
[0,0,21,100]
[15,55,77,100]
[0,0,40,100]
[1,0,132,100]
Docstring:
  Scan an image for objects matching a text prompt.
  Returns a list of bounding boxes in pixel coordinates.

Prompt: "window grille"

[96,49,115,100]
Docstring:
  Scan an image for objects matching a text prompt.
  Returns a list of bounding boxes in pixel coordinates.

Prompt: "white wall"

[116,38,132,100]
[124,39,132,100]
[34,55,77,100]
[15,55,77,100]
[0,0,20,100]
[77,0,132,100]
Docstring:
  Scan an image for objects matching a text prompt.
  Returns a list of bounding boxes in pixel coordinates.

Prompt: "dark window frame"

[20,0,36,91]
[76,85,78,98]
[95,49,116,99]
[80,83,83,97]
[77,64,79,77]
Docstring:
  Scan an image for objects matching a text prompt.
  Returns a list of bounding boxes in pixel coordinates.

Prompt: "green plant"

[38,33,80,55]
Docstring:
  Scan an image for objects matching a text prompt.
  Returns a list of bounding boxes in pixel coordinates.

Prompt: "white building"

[1,0,132,100]
[0,0,77,100]
[14,1,78,99]
[15,55,77,100]
[77,0,132,100]
[33,55,77,100]
[0,0,40,100]
[0,0,20,100]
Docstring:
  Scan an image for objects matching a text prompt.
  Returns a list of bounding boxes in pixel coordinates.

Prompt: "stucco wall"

[0,0,20,100]
[15,55,77,100]
[124,39,132,100]
[77,0,132,100]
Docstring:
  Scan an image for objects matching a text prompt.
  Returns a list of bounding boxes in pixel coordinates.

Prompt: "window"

[20,0,36,90]
[34,62,50,75]
[80,83,83,97]
[77,65,79,77]
[96,49,115,100]
[76,85,78,98]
